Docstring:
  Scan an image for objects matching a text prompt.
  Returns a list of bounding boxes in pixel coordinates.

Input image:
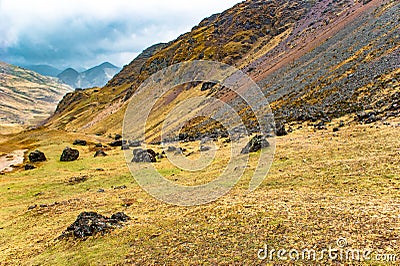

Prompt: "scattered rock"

[113,185,127,190]
[132,149,157,163]
[109,140,123,147]
[333,127,339,132]
[58,211,130,239]
[339,121,345,127]
[115,134,122,140]
[95,168,105,171]
[60,147,79,162]
[121,145,130,150]
[24,164,36,170]
[28,205,37,210]
[200,146,211,152]
[97,188,105,193]
[356,111,379,124]
[128,140,141,147]
[275,122,288,136]
[73,140,87,146]
[314,121,327,130]
[241,135,270,154]
[94,150,107,157]
[95,143,103,148]
[110,212,131,222]
[166,146,177,152]
[28,150,46,163]
[67,176,88,185]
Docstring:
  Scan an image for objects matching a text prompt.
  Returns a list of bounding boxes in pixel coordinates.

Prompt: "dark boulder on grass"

[28,150,46,163]
[241,135,270,154]
[59,211,130,239]
[24,164,36,170]
[275,122,288,136]
[60,147,79,162]
[94,150,107,157]
[109,140,123,147]
[73,139,87,146]
[132,148,157,163]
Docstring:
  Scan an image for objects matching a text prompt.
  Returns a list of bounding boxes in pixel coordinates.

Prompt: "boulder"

[109,140,123,147]
[59,211,130,239]
[24,164,36,170]
[28,150,46,163]
[94,150,107,157]
[275,122,288,136]
[200,146,211,152]
[114,134,122,140]
[60,147,79,162]
[132,148,157,163]
[128,140,141,147]
[241,135,270,154]
[73,139,87,146]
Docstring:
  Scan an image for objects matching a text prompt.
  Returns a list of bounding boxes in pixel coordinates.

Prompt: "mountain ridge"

[0,61,73,132]
[57,62,121,89]
[47,0,399,139]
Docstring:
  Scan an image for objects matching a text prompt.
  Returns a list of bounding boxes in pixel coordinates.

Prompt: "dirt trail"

[0,149,26,173]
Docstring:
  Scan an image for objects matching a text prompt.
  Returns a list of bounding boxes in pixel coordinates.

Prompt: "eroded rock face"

[28,150,46,163]
[132,149,157,163]
[59,211,130,239]
[60,147,79,162]
[241,135,270,154]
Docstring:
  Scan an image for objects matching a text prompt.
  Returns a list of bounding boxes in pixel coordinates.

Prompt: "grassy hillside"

[0,117,399,264]
[0,62,73,132]
[45,0,398,141]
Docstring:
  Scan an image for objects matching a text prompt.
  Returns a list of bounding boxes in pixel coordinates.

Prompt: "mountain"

[57,68,80,87]
[57,62,121,89]
[47,0,398,139]
[22,64,62,77]
[0,62,73,130]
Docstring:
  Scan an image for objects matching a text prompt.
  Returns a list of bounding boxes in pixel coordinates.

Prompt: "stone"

[94,150,107,157]
[60,147,79,162]
[28,150,46,163]
[24,164,36,170]
[241,135,270,154]
[73,139,87,146]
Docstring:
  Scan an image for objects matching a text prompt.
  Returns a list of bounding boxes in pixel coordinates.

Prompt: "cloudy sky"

[0,0,242,70]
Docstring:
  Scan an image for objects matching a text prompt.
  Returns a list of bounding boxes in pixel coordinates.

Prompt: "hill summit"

[57,62,120,89]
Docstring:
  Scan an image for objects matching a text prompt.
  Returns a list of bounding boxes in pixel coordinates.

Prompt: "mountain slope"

[0,62,73,129]
[47,0,399,138]
[22,65,62,77]
[57,62,121,89]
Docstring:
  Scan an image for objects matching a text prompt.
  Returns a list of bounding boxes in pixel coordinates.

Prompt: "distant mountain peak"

[57,62,121,89]
[98,62,118,69]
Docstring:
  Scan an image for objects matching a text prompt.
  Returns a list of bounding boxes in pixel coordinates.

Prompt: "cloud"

[0,0,242,69]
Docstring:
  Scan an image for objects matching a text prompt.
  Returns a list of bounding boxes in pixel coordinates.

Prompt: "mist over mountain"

[22,64,62,77]
[57,62,121,89]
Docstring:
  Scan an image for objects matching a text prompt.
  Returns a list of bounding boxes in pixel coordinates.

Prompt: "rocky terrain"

[0,62,73,131]
[0,0,399,264]
[46,0,399,140]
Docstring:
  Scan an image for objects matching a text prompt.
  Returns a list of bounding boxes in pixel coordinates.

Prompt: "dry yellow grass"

[0,117,399,265]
